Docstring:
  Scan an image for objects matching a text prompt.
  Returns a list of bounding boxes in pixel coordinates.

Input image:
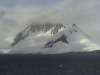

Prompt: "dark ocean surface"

[0,53,100,75]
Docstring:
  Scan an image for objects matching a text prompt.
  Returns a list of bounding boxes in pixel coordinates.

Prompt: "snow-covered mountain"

[11,22,65,47]
[43,24,90,48]
[9,22,100,54]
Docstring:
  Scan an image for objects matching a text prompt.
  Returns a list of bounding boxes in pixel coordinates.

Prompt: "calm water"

[0,54,100,75]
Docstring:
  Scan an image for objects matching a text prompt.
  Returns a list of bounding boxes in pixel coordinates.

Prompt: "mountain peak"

[30,22,65,34]
[11,22,66,47]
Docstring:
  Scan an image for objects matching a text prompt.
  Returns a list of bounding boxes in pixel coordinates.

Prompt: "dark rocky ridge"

[30,22,65,34]
[44,34,69,48]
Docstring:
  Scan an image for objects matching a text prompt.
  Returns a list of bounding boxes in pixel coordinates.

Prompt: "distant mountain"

[10,22,97,54]
[11,22,90,48]
[44,24,90,48]
[11,22,65,47]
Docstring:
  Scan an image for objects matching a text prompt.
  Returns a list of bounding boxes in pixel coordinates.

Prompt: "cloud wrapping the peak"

[0,0,100,53]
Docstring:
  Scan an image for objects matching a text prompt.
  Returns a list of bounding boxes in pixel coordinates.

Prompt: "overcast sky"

[0,0,100,53]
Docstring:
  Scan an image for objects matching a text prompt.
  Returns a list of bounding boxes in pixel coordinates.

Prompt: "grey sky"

[0,0,100,53]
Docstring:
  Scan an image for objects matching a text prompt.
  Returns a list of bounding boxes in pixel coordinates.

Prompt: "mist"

[0,0,100,54]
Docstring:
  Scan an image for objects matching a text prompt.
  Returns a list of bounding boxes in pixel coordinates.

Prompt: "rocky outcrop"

[44,34,69,48]
[30,22,65,34]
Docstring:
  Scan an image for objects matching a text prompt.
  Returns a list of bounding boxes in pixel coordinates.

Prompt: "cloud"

[0,0,100,53]
[80,38,100,51]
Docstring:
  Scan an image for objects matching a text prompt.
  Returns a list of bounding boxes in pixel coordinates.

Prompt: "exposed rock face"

[30,22,65,34]
[11,32,29,47]
[44,34,69,48]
